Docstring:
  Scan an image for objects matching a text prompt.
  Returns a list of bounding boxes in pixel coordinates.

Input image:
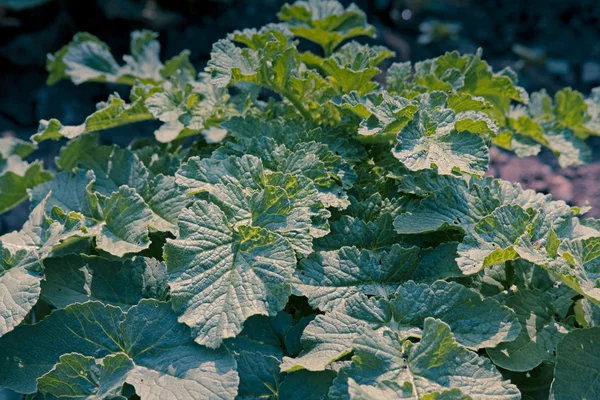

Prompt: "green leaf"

[176,154,265,194]
[332,91,418,140]
[47,30,170,86]
[37,149,190,235]
[295,244,463,312]
[29,170,102,222]
[0,300,239,397]
[164,200,296,348]
[219,117,357,209]
[31,171,153,257]
[418,49,527,113]
[146,72,236,143]
[392,92,493,177]
[316,214,403,251]
[499,88,600,166]
[41,254,168,310]
[226,312,294,358]
[328,318,520,399]
[0,137,36,159]
[283,281,519,372]
[279,370,337,400]
[550,327,600,399]
[32,92,153,143]
[42,45,238,145]
[0,241,43,338]
[303,42,394,95]
[278,0,375,55]
[0,159,53,214]
[176,154,329,254]
[545,237,600,306]
[457,205,534,274]
[348,381,471,400]
[36,353,134,400]
[94,186,152,257]
[1,195,86,274]
[207,24,321,120]
[394,179,500,235]
[235,351,281,398]
[487,290,570,372]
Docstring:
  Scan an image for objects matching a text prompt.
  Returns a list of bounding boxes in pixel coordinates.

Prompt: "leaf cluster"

[2,1,600,399]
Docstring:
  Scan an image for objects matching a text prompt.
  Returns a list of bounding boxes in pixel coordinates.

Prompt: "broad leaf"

[47,30,180,86]
[487,290,570,372]
[36,353,134,400]
[550,327,600,399]
[0,300,239,398]
[328,318,520,399]
[295,244,463,312]
[392,92,494,177]
[0,156,52,214]
[283,281,519,371]
[164,200,296,348]
[41,254,168,310]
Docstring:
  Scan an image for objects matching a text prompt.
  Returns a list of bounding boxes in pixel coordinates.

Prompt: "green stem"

[279,88,313,121]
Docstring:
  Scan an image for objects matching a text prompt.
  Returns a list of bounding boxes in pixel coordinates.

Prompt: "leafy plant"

[1,0,600,398]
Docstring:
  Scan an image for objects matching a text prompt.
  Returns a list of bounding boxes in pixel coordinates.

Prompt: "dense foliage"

[2,1,600,398]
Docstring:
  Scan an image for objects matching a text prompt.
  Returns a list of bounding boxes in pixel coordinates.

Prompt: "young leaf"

[33,92,153,143]
[278,0,375,56]
[392,92,494,177]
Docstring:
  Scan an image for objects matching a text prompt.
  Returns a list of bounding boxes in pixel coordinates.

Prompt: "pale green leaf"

[392,92,493,177]
[0,137,35,159]
[545,237,600,306]
[1,195,86,273]
[176,154,329,253]
[0,242,42,338]
[164,200,296,348]
[303,42,393,95]
[33,93,153,143]
[332,91,418,140]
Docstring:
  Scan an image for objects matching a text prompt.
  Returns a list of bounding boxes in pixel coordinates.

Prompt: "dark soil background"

[1,0,600,234]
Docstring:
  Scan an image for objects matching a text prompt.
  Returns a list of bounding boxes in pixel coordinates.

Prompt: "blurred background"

[1,0,600,234]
